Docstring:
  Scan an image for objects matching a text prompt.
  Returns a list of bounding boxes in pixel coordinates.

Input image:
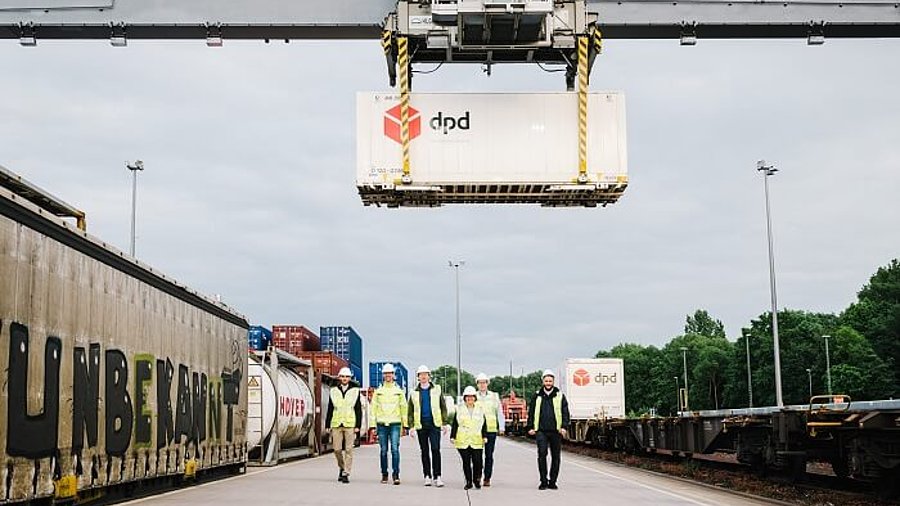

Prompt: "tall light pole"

[805,368,813,400]
[449,260,464,400]
[126,160,144,257]
[758,160,784,408]
[674,376,680,415]
[824,334,832,395]
[680,347,689,411]
[743,329,754,408]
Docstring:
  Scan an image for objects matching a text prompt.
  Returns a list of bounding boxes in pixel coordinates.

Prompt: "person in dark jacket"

[527,369,571,490]
[324,367,363,483]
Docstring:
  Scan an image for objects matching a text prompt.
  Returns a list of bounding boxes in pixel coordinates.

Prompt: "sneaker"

[538,483,548,490]
[464,482,473,490]
[424,477,432,487]
[434,477,445,488]
[483,478,491,487]
[381,474,388,484]
[474,480,482,489]
[548,483,558,490]
[342,475,350,484]
[338,470,344,482]
[393,476,401,485]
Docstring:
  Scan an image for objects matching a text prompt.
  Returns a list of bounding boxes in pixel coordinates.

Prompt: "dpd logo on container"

[430,111,470,135]
[383,104,421,144]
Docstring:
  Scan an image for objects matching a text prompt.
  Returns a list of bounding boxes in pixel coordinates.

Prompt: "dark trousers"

[457,447,483,485]
[484,433,497,479]
[416,422,442,478]
[536,431,562,485]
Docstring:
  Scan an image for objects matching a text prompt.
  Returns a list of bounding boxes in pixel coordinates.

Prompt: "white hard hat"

[476,373,489,382]
[462,386,477,397]
[542,369,555,379]
[416,365,431,375]
[382,363,396,374]
[338,367,352,377]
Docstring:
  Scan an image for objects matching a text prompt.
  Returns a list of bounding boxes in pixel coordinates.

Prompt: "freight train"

[553,359,900,497]
[0,178,249,503]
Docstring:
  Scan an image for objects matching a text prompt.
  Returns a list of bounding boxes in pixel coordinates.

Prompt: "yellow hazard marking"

[398,36,412,180]
[55,475,77,499]
[577,35,589,178]
[248,376,260,388]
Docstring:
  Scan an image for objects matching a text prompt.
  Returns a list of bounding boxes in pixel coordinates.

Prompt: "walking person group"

[327,365,570,491]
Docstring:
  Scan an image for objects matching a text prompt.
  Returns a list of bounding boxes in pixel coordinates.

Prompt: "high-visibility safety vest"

[476,391,501,433]
[370,382,408,427]
[454,404,486,449]
[330,386,360,428]
[410,384,444,429]
[533,393,563,431]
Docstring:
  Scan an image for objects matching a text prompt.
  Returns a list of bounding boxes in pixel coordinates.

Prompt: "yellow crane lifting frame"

[398,35,412,185]
[577,28,603,184]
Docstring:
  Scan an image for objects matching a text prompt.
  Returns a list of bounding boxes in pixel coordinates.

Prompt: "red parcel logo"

[384,104,421,144]
[573,368,591,387]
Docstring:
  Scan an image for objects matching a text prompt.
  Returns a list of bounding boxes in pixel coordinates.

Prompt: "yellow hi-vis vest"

[476,391,501,433]
[533,393,563,431]
[330,386,360,428]
[454,404,486,449]
[370,382,408,427]
[411,384,444,429]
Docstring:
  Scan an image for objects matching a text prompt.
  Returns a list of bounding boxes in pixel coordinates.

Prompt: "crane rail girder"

[0,0,897,42]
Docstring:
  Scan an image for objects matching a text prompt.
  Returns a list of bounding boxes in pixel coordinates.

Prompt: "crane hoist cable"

[398,35,412,185]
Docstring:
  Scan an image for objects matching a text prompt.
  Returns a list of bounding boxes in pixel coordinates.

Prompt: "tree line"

[430,259,900,415]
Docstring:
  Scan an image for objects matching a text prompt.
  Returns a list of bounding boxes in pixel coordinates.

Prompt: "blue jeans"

[484,433,497,479]
[377,424,401,477]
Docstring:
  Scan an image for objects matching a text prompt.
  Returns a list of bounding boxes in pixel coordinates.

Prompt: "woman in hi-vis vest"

[450,386,488,490]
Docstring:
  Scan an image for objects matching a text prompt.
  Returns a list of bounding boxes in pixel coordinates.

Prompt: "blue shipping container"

[248,325,272,351]
[350,363,364,387]
[320,326,363,367]
[369,361,409,395]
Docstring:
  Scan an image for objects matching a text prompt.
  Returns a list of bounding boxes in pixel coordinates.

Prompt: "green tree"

[430,365,475,398]
[665,334,734,412]
[842,259,900,395]
[827,326,894,400]
[596,343,667,415]
[685,309,726,338]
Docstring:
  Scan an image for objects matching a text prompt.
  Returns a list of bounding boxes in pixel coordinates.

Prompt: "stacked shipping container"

[320,326,364,384]
[272,325,321,355]
[294,351,349,377]
[248,325,272,351]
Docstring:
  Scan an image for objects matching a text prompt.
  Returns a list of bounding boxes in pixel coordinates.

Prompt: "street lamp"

[824,334,832,395]
[674,376,680,415]
[805,368,813,400]
[680,347,689,412]
[743,329,753,408]
[448,259,465,400]
[758,159,784,408]
[126,160,144,257]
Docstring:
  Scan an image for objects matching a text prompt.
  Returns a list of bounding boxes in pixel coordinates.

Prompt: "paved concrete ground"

[122,436,776,505]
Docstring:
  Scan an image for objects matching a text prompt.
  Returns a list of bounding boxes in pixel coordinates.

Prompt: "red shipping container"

[272,325,321,353]
[293,351,348,377]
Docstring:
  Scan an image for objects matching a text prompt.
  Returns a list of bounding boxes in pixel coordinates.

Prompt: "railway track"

[511,435,897,506]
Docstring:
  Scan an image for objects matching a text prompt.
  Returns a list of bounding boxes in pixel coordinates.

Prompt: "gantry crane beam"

[0,0,897,42]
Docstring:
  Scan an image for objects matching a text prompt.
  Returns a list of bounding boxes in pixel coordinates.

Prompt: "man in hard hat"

[527,369,570,490]
[325,367,362,483]
[370,363,408,485]
[475,373,505,487]
[451,386,488,490]
[408,365,448,488]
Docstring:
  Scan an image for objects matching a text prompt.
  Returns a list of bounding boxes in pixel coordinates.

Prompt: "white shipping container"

[356,92,628,207]
[560,358,626,419]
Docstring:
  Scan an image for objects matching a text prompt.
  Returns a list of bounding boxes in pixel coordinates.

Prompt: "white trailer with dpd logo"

[560,358,626,419]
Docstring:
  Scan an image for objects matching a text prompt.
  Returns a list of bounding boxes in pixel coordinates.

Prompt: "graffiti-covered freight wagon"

[0,183,249,503]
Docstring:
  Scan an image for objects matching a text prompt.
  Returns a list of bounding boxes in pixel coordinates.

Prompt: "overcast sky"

[1,37,898,382]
